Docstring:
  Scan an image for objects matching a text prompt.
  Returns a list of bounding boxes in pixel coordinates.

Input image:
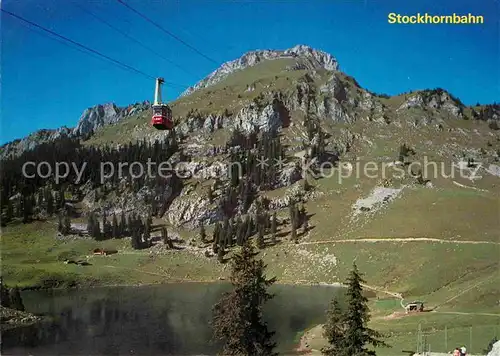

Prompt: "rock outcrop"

[73,101,150,137]
[398,89,464,117]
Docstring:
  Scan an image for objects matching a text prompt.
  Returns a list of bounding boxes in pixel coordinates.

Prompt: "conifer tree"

[289,202,296,227]
[91,212,102,240]
[325,263,389,356]
[0,282,11,308]
[212,223,221,253]
[143,218,151,247]
[87,212,94,237]
[299,204,307,228]
[200,222,207,243]
[37,191,44,209]
[10,287,25,312]
[162,226,174,249]
[217,245,225,263]
[257,223,265,249]
[290,203,298,242]
[207,186,214,204]
[225,217,234,247]
[63,214,71,235]
[211,240,277,356]
[236,216,246,246]
[291,221,297,243]
[271,211,277,244]
[21,193,33,223]
[4,200,13,224]
[245,216,253,240]
[46,190,54,216]
[58,213,64,234]
[322,298,346,356]
[112,213,119,239]
[119,211,127,237]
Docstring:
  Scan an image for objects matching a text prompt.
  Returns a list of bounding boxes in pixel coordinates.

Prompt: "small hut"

[405,301,424,313]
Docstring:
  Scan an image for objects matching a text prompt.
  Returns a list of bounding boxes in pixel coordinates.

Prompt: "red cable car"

[151,77,173,130]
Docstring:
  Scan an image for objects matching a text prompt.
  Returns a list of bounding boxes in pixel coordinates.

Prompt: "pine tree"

[291,221,297,243]
[92,212,102,240]
[0,282,11,308]
[225,218,234,247]
[211,240,277,356]
[143,218,151,247]
[112,213,119,239]
[339,263,389,356]
[126,215,133,236]
[10,287,25,312]
[289,202,295,227]
[21,193,33,223]
[290,203,298,243]
[119,211,127,237]
[303,218,309,235]
[102,211,111,239]
[57,187,66,209]
[236,216,246,246]
[271,211,277,244]
[245,216,253,240]
[322,298,347,356]
[131,225,141,249]
[217,245,225,263]
[299,204,307,228]
[200,222,207,243]
[63,214,71,235]
[207,186,214,204]
[58,213,64,234]
[212,223,221,253]
[46,190,54,216]
[162,226,174,249]
[37,191,44,209]
[221,217,230,249]
[87,212,94,237]
[257,223,265,249]
[4,200,13,224]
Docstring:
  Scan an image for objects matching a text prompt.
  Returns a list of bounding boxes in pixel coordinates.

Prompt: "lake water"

[2,283,342,355]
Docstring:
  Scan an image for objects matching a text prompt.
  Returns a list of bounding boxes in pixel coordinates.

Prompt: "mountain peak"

[181,45,339,97]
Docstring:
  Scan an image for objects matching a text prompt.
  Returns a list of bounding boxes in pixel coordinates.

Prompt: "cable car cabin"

[151,105,173,130]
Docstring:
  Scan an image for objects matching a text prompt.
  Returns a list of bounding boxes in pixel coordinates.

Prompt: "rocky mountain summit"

[181,44,339,96]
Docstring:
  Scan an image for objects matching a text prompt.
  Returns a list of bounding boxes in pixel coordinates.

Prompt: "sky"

[1,0,499,144]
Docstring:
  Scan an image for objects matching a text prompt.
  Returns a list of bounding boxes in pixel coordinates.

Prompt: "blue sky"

[1,0,499,144]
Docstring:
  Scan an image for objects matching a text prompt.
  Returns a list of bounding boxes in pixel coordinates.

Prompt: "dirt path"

[431,311,500,317]
[300,237,499,245]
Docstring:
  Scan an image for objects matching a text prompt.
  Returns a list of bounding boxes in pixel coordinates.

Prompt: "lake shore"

[18,276,345,291]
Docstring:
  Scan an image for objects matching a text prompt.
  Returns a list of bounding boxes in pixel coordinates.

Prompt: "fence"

[414,323,499,355]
